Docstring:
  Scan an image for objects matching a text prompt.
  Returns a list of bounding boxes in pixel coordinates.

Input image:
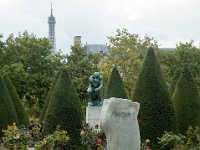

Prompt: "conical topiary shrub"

[170,68,181,96]
[42,70,83,148]
[39,72,60,124]
[132,47,176,147]
[3,75,29,127]
[104,66,128,99]
[173,67,200,134]
[0,76,18,136]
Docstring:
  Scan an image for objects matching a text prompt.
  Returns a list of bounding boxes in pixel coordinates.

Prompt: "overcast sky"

[0,0,200,53]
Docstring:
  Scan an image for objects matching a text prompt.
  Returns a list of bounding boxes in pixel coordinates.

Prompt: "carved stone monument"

[100,97,140,150]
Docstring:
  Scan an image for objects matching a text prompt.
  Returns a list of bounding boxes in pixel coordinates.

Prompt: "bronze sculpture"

[87,72,103,106]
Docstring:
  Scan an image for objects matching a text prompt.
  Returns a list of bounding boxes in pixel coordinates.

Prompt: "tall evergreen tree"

[42,70,83,148]
[170,68,181,96]
[39,72,60,124]
[0,76,18,136]
[132,47,176,146]
[104,66,128,99]
[3,75,29,126]
[173,67,200,134]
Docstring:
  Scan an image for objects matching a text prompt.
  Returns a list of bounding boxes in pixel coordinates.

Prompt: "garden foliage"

[80,125,106,150]
[104,66,128,99]
[169,68,181,96]
[35,126,69,150]
[39,72,60,124]
[2,123,32,149]
[132,47,176,146]
[42,70,83,148]
[0,76,18,136]
[173,67,200,134]
[158,126,200,149]
[3,75,29,127]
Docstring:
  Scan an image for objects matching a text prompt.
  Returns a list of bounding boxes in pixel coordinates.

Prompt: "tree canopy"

[0,32,66,116]
[159,41,200,91]
[98,28,158,98]
[66,44,101,103]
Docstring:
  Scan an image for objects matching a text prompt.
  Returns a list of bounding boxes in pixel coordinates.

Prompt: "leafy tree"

[159,41,200,91]
[0,32,66,116]
[175,42,200,90]
[1,63,29,99]
[66,44,101,103]
[104,66,128,99]
[0,76,18,136]
[42,70,83,149]
[170,68,181,96]
[0,34,5,60]
[39,72,60,124]
[173,67,200,134]
[3,75,29,127]
[132,47,176,147]
[98,28,158,98]
[158,50,178,85]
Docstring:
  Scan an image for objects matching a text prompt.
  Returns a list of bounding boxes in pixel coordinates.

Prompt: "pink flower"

[80,130,85,136]
[145,146,151,150]
[97,138,102,144]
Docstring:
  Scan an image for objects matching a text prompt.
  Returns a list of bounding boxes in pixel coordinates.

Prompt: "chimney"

[74,36,82,46]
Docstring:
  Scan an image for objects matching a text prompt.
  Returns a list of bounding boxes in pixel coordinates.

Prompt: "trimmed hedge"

[132,47,176,146]
[104,66,128,99]
[170,68,181,96]
[0,76,18,136]
[173,67,200,134]
[42,70,83,148]
[3,75,29,127]
[39,72,60,124]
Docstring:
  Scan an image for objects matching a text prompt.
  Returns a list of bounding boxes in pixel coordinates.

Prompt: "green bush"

[35,126,69,150]
[3,75,29,127]
[158,126,200,150]
[42,70,83,148]
[0,76,18,137]
[158,131,185,149]
[132,47,176,147]
[104,66,128,99]
[173,67,200,134]
[2,123,32,149]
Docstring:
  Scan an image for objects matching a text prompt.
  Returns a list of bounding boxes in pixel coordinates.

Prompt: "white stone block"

[100,97,140,150]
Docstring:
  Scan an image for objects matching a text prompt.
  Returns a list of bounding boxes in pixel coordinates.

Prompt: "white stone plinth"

[86,105,102,128]
[100,97,140,150]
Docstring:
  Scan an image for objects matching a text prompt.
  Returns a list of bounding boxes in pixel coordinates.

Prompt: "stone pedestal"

[86,105,102,129]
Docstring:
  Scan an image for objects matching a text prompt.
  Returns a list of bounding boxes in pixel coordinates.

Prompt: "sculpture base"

[86,105,102,129]
[88,100,103,106]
